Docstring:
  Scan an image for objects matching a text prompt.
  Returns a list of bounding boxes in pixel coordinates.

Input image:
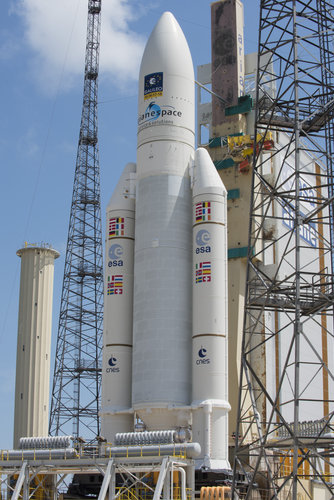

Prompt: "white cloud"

[14,0,146,94]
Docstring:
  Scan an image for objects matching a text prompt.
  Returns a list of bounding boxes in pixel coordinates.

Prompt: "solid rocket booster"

[101,163,136,437]
[192,148,230,469]
[102,11,230,470]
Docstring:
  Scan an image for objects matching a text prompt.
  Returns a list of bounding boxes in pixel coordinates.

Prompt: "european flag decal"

[144,72,163,100]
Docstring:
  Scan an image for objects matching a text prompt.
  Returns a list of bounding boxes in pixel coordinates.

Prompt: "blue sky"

[0,0,258,449]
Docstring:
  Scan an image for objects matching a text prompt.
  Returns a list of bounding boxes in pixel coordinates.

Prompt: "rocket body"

[102,12,230,470]
[133,12,194,429]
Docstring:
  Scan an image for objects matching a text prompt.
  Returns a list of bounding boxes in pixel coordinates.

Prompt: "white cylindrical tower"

[101,163,136,443]
[14,243,59,448]
[132,11,195,430]
[191,148,230,469]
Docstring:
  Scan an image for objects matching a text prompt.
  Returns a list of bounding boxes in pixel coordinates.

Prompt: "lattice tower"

[49,0,103,443]
[232,1,334,498]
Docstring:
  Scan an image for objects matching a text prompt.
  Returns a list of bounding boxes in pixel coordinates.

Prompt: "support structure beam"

[11,461,27,500]
[97,459,114,500]
[153,457,169,500]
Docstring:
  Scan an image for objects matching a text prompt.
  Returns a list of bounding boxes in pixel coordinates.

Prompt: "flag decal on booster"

[107,275,123,295]
[195,201,211,222]
[195,262,211,283]
[109,217,124,238]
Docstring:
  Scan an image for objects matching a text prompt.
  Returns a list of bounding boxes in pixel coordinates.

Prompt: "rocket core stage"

[101,12,230,470]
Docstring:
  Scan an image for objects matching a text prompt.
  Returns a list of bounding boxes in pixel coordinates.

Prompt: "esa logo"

[196,229,211,255]
[106,356,120,373]
[108,244,123,267]
[196,346,210,365]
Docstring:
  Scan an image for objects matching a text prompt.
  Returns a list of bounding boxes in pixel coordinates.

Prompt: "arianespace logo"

[196,229,211,255]
[138,101,182,126]
[106,356,119,373]
[196,346,210,365]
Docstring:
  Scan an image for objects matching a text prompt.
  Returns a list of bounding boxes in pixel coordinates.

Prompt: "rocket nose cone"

[107,162,136,211]
[153,11,179,34]
[193,148,227,196]
[139,10,194,79]
[137,10,195,149]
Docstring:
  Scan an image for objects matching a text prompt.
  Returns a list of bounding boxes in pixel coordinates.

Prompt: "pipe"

[105,443,201,458]
[204,403,212,463]
[0,448,78,461]
[174,467,186,500]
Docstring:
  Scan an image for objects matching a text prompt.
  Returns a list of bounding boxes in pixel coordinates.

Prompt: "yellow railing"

[104,444,187,460]
[0,444,189,462]
[0,449,79,461]
[278,449,332,481]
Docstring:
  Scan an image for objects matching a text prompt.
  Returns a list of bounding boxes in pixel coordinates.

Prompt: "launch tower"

[49,0,103,442]
[232,1,334,498]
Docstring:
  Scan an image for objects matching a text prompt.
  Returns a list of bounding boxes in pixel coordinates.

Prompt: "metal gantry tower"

[233,1,334,498]
[49,0,103,443]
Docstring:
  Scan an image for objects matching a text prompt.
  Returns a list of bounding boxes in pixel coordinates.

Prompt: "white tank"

[132,11,195,430]
[101,163,136,443]
[14,244,59,448]
[191,148,230,469]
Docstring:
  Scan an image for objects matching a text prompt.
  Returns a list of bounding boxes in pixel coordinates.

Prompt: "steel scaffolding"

[232,1,334,498]
[49,0,103,443]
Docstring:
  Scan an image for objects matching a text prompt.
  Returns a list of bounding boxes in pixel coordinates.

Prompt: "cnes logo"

[106,355,119,373]
[196,346,210,365]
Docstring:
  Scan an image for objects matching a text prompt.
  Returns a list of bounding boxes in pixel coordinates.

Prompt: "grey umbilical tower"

[49,0,103,442]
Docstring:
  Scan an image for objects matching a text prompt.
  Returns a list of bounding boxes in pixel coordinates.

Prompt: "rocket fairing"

[101,11,230,470]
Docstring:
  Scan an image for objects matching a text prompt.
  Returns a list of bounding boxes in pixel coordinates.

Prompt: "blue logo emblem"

[196,230,211,246]
[144,102,161,122]
[109,244,123,260]
[144,72,163,99]
[195,229,211,255]
[108,356,117,367]
[198,347,207,358]
[107,355,120,372]
[196,346,210,365]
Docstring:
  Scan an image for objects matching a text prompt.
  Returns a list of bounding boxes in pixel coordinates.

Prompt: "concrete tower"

[13,243,59,448]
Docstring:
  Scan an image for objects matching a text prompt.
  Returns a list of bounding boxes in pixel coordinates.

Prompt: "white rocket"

[101,11,230,470]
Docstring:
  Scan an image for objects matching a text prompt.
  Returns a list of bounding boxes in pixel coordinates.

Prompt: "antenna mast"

[49,0,103,442]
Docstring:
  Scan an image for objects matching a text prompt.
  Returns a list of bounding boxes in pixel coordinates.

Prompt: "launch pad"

[0,449,196,500]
